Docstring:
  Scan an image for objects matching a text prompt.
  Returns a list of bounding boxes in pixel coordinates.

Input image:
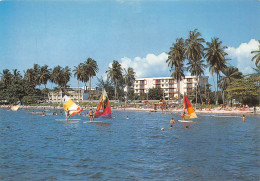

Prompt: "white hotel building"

[134,76,208,99]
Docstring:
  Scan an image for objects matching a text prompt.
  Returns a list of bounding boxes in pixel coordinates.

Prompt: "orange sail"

[184,94,197,119]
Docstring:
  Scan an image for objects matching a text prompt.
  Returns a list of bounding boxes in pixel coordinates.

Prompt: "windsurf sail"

[62,93,83,118]
[183,94,197,119]
[11,105,20,111]
[95,90,112,118]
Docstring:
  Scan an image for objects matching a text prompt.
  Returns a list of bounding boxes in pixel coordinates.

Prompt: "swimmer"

[126,116,129,119]
[170,118,175,124]
[185,126,189,129]
[169,125,173,129]
[161,128,164,132]
[242,114,245,122]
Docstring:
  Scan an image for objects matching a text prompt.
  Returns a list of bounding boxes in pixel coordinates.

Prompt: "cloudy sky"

[0,0,259,87]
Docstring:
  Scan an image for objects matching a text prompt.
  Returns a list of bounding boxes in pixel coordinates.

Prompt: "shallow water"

[0,108,259,180]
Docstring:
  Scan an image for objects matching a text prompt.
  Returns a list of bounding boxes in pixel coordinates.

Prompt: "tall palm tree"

[186,59,207,104]
[84,58,99,100]
[24,68,36,86]
[33,64,40,88]
[185,29,205,105]
[251,40,260,67]
[12,69,22,81]
[63,66,71,87]
[38,65,51,89]
[106,60,123,100]
[166,38,186,104]
[52,65,63,88]
[205,38,228,105]
[0,69,12,86]
[251,65,260,78]
[124,67,136,102]
[73,63,85,101]
[218,66,242,104]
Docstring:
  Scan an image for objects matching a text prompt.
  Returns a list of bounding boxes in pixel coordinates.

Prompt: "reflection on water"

[0,108,259,180]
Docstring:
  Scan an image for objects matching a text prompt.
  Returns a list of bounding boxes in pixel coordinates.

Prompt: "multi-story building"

[48,86,97,103]
[134,76,208,99]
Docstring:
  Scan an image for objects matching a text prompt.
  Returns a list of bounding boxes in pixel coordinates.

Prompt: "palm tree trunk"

[78,80,80,103]
[195,74,198,107]
[115,79,117,100]
[177,78,180,104]
[212,72,217,105]
[89,77,91,101]
[216,73,219,105]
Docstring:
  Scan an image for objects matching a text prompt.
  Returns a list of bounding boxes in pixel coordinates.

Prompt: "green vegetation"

[0,33,259,107]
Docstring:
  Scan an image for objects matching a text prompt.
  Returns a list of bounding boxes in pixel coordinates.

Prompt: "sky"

[0,0,259,88]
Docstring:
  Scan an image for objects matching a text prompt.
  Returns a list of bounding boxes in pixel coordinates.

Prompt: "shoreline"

[0,105,259,115]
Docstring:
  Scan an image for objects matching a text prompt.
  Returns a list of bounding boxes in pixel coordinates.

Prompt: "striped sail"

[95,90,112,118]
[62,93,83,118]
[184,94,198,119]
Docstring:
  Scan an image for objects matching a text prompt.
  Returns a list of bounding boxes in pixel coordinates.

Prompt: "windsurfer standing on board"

[89,109,94,122]
[65,108,69,120]
[181,111,185,121]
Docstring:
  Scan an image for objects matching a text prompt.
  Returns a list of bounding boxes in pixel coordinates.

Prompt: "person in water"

[126,116,129,119]
[242,114,245,122]
[161,128,164,132]
[89,109,94,121]
[169,125,173,129]
[181,111,185,120]
[170,118,175,124]
[42,110,46,116]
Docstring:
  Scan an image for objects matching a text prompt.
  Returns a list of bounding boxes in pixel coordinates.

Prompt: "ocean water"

[0,108,259,181]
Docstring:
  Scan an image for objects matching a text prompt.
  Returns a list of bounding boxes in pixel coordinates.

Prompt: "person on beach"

[170,118,175,124]
[89,109,94,121]
[242,114,245,122]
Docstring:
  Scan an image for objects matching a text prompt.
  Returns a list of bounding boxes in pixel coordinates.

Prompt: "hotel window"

[162,84,164,87]
[162,80,164,82]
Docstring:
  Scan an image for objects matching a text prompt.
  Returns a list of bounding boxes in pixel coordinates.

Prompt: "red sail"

[95,90,112,118]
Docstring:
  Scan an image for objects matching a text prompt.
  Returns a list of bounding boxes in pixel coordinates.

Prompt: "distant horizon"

[0,0,259,88]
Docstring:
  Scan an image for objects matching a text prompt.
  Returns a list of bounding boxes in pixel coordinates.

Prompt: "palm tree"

[73,63,85,101]
[33,64,40,88]
[251,65,260,78]
[63,66,71,87]
[218,66,242,104]
[251,40,260,67]
[166,38,186,104]
[0,69,12,86]
[185,29,205,105]
[84,58,98,100]
[106,60,123,100]
[24,68,36,86]
[38,65,51,89]
[205,38,228,105]
[186,59,207,104]
[52,65,63,87]
[12,69,22,81]
[124,67,136,102]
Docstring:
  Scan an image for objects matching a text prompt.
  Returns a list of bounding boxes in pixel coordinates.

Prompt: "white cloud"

[226,39,259,75]
[114,52,170,78]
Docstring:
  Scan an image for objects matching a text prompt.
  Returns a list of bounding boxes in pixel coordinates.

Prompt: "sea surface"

[0,108,259,181]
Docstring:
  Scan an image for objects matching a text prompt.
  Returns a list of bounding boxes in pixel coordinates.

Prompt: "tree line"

[0,30,259,106]
[166,29,259,106]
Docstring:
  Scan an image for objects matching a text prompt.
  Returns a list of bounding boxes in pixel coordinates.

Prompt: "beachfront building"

[134,76,209,100]
[48,86,98,103]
